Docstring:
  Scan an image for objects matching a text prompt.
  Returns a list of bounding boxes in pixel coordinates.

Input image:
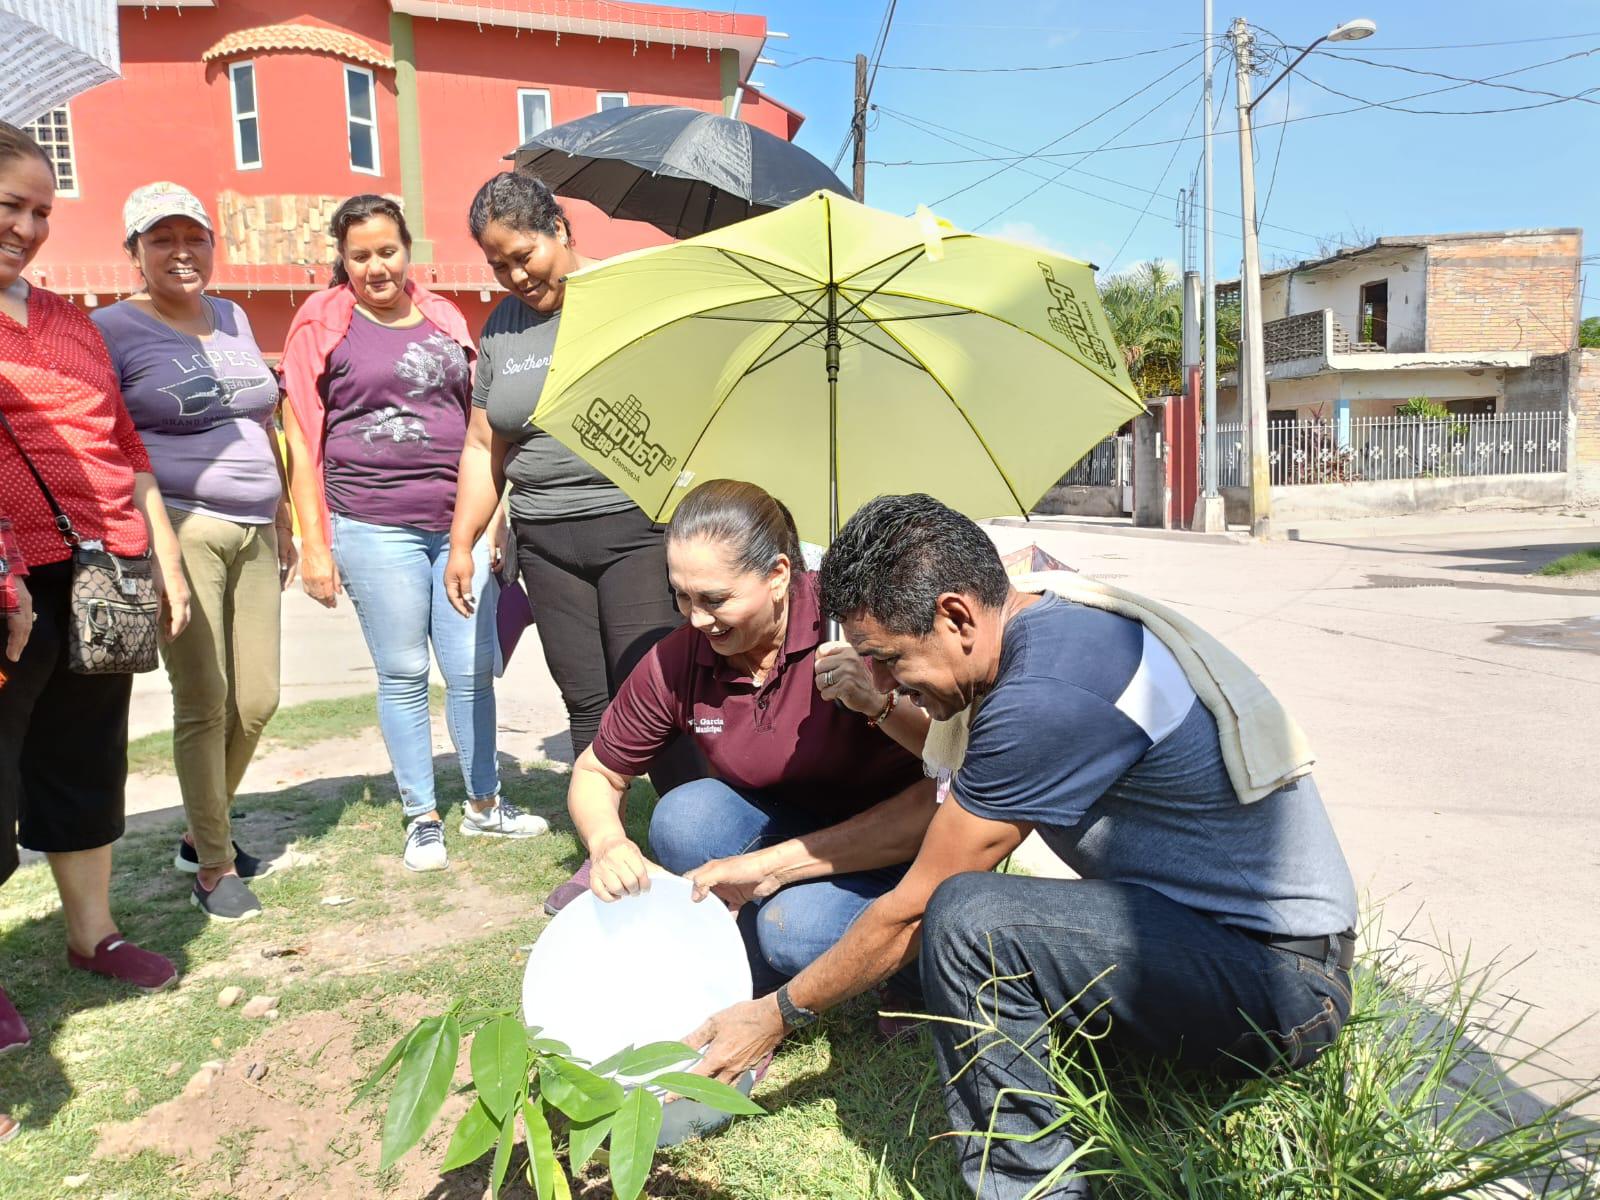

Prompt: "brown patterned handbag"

[0,407,161,675]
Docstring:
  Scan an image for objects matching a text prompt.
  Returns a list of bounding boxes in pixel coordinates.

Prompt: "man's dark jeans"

[920,873,1353,1199]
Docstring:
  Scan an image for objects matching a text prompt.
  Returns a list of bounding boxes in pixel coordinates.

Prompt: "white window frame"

[23,106,79,198]
[596,91,629,113]
[518,88,552,144]
[343,63,380,176]
[228,60,262,170]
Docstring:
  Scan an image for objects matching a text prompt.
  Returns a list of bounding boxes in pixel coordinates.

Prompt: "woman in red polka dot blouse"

[0,124,195,1099]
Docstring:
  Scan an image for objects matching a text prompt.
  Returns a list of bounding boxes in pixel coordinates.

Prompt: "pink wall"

[29,0,794,352]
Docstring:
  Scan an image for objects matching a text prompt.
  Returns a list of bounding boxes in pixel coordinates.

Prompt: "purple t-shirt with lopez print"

[92,297,282,524]
[320,311,471,532]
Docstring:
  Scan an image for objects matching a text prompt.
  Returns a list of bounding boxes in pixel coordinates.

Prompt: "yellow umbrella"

[535,190,1143,543]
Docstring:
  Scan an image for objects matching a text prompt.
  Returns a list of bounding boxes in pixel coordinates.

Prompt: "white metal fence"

[1208,412,1568,487]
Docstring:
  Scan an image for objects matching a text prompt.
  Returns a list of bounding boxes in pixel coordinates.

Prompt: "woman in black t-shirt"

[445,173,702,915]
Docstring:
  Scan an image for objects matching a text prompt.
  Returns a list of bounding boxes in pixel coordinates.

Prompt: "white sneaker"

[459,798,550,839]
[403,818,448,872]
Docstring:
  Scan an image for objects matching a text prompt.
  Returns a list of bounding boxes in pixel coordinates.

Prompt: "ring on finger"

[823,669,834,687]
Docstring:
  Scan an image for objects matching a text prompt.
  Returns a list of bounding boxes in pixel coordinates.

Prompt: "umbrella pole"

[825,284,843,644]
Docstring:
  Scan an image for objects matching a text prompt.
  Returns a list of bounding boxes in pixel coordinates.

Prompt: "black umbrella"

[509,104,849,239]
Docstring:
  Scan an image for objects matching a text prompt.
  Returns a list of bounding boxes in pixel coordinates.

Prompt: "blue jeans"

[648,778,915,998]
[331,515,499,819]
[920,873,1353,1199]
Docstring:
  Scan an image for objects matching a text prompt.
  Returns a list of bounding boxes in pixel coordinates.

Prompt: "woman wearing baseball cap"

[92,182,296,921]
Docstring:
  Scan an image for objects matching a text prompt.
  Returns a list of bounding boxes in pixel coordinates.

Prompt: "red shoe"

[66,935,177,993]
[0,987,28,1055]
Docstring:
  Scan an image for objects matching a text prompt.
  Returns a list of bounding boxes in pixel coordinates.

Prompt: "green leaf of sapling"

[615,1041,701,1077]
[380,1015,460,1170]
[440,1099,500,1171]
[649,1071,765,1115]
[539,1058,625,1123]
[471,1016,528,1120]
[607,1086,665,1200]
[565,1111,614,1173]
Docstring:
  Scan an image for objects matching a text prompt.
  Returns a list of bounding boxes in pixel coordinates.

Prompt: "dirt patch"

[190,865,544,988]
[94,999,489,1199]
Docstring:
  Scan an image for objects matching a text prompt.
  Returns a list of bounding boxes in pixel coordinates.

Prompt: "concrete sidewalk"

[997,506,1597,546]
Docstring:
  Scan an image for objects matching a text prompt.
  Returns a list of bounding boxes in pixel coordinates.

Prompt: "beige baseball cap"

[123,182,213,240]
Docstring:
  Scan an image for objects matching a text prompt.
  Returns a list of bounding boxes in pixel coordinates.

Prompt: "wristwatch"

[774,983,818,1030]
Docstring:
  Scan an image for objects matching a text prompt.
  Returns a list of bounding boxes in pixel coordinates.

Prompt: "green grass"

[3,759,1593,1199]
[1536,547,1600,578]
[0,761,964,1200]
[124,686,445,775]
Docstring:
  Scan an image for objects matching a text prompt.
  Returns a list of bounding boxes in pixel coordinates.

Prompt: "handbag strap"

[0,404,79,547]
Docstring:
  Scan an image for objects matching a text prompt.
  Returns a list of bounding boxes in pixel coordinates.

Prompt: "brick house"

[1208,229,1600,519]
[18,0,800,357]
[1216,228,1580,428]
[1216,228,1586,427]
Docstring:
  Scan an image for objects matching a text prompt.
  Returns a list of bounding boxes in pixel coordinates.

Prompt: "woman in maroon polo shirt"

[568,479,936,998]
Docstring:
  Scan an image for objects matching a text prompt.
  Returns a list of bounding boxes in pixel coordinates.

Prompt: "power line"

[769,40,1192,73]
[923,49,1203,213]
[1308,45,1600,106]
[1330,31,1600,52]
[972,60,1202,231]
[873,103,1324,243]
[1294,65,1600,116]
[1258,71,1290,225]
[1104,93,1203,273]
[871,40,1600,167]
[864,0,900,101]
[870,107,1312,260]
[831,0,900,173]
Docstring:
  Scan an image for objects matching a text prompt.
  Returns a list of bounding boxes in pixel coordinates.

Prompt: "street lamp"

[1231,15,1375,539]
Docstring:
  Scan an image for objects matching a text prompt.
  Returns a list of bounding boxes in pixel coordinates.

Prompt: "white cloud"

[989,220,1069,254]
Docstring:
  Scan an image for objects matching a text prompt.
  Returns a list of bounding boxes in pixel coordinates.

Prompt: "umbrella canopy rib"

[869,312,1033,519]
[654,320,794,521]
[712,248,831,325]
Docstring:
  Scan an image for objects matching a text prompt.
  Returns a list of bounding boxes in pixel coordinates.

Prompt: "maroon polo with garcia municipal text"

[592,572,924,822]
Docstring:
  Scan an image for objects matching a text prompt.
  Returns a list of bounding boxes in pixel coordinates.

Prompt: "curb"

[988,517,1251,546]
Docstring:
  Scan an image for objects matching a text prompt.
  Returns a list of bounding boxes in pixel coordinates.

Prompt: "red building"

[23,0,801,355]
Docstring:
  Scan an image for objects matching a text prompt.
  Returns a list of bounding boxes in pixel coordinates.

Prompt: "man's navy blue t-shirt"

[952,593,1356,938]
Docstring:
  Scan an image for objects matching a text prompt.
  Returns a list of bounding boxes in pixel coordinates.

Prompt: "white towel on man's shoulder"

[922,570,1314,805]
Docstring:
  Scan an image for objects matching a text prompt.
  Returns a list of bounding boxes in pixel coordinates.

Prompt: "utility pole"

[1232,16,1272,539]
[1194,0,1225,532]
[852,53,868,201]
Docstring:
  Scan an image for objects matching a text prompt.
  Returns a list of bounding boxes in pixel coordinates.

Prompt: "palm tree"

[1098,260,1183,398]
[1098,259,1240,397]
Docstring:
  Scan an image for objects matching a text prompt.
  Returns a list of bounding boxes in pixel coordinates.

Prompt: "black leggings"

[513,507,701,796]
[0,560,133,885]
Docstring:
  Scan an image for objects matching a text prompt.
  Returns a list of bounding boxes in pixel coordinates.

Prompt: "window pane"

[20,106,76,191]
[346,68,372,122]
[349,124,374,172]
[521,93,550,139]
[238,116,260,165]
[232,64,255,113]
[599,93,626,111]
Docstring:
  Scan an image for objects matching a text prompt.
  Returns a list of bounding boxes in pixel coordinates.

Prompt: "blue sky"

[743,0,1600,317]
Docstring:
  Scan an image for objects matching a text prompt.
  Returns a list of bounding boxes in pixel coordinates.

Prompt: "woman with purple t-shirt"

[280,195,545,875]
[93,182,295,922]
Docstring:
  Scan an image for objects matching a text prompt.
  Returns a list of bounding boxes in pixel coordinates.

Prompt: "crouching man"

[686,493,1358,1199]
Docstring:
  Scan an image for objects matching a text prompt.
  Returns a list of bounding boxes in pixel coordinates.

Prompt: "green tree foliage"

[1098,260,1182,398]
[1580,315,1600,348]
[1099,260,1238,398]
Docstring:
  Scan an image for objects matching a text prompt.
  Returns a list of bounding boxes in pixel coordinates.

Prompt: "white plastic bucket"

[522,871,756,1143]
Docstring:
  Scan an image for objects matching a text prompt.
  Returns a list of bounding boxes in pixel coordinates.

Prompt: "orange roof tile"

[202,24,394,71]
